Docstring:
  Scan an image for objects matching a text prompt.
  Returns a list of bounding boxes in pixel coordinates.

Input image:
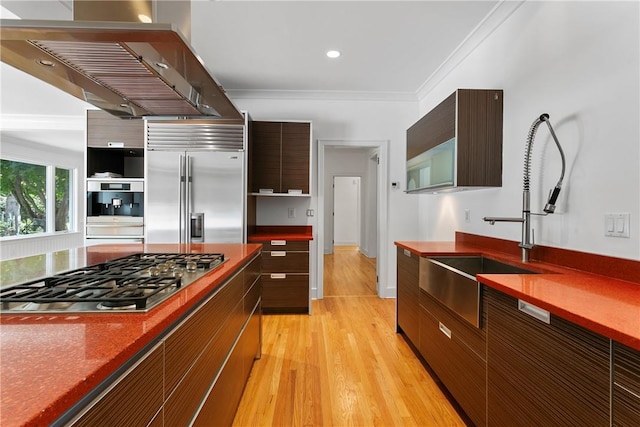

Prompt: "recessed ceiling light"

[326,50,341,59]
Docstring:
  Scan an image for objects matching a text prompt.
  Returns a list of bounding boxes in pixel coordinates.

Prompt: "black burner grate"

[0,253,224,311]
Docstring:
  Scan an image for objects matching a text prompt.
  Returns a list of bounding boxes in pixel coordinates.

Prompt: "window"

[1,159,75,238]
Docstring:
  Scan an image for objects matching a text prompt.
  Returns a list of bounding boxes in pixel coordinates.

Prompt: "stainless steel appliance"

[145,121,246,244]
[0,253,225,313]
[86,179,144,242]
[0,1,243,121]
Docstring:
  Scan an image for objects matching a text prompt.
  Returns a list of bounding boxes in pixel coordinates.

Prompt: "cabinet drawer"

[397,247,420,347]
[262,274,309,312]
[419,306,486,427]
[164,272,243,394]
[263,251,309,273]
[243,254,262,294]
[260,240,309,252]
[613,342,640,426]
[486,288,610,426]
[164,300,244,426]
[72,342,163,427]
[419,288,486,358]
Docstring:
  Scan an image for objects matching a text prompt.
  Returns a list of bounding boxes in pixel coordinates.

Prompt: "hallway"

[232,248,466,426]
[324,246,377,297]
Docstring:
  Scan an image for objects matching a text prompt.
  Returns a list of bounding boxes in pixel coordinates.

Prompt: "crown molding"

[416,0,525,101]
[0,113,85,131]
[227,89,418,103]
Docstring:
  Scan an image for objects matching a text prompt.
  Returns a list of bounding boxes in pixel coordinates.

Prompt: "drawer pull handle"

[271,251,286,257]
[270,273,287,279]
[518,299,551,324]
[438,322,452,339]
[271,240,287,246]
[403,249,411,257]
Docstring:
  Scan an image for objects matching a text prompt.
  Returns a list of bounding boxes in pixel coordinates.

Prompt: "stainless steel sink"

[429,256,537,279]
[419,256,537,328]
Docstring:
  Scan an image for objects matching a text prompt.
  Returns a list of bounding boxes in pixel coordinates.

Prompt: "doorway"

[317,140,389,299]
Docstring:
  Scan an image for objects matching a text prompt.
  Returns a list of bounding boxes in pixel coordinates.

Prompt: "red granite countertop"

[395,239,640,351]
[248,225,313,242]
[0,243,262,427]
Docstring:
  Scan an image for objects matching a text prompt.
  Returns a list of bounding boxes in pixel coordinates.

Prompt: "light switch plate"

[604,213,630,238]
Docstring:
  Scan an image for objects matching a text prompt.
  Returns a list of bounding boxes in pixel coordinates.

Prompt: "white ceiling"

[0,0,503,150]
[189,1,498,99]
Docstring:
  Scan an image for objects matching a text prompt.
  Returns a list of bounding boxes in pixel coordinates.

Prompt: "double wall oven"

[86,178,144,242]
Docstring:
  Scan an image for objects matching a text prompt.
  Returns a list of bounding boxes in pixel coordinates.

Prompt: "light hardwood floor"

[232,248,466,427]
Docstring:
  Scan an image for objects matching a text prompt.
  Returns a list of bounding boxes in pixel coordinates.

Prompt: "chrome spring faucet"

[484,113,566,262]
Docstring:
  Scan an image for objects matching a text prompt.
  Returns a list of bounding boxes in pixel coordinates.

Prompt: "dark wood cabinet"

[396,247,420,348]
[68,254,262,427]
[86,110,144,178]
[396,250,487,426]
[87,110,144,148]
[613,342,640,426]
[71,342,164,427]
[249,121,311,194]
[259,239,310,313]
[419,289,487,427]
[486,287,610,426]
[406,89,502,192]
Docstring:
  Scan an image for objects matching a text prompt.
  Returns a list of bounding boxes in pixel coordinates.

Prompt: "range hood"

[0,2,243,122]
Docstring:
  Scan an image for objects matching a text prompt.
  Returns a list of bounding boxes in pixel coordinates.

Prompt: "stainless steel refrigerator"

[145,120,247,244]
[146,150,245,244]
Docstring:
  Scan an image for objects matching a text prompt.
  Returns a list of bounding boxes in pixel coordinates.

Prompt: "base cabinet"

[419,289,487,427]
[486,287,610,426]
[613,342,640,426]
[260,240,310,313]
[70,342,164,427]
[65,254,262,427]
[396,247,420,347]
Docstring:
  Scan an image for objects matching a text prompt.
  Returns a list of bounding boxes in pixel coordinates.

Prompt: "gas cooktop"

[0,253,225,313]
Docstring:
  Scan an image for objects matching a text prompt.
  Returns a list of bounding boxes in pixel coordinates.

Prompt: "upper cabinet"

[406,89,503,193]
[87,110,144,148]
[86,110,144,178]
[249,121,311,195]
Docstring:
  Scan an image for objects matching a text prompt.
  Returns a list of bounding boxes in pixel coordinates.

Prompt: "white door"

[333,176,360,247]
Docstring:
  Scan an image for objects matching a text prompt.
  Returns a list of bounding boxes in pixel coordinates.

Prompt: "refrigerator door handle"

[186,155,193,243]
[179,154,187,244]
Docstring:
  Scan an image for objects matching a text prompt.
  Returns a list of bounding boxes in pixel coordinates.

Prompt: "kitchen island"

[0,243,262,427]
[396,232,640,426]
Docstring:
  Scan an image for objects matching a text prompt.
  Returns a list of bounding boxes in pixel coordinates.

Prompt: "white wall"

[235,98,419,298]
[417,1,640,260]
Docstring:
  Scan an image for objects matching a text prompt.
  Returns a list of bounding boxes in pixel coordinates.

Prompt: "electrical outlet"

[464,209,471,223]
[306,209,315,217]
[288,207,296,218]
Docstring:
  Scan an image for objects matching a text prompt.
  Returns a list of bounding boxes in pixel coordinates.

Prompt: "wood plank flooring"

[324,246,377,297]
[232,248,466,427]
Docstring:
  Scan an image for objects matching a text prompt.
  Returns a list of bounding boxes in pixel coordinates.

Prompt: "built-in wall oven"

[86,179,144,242]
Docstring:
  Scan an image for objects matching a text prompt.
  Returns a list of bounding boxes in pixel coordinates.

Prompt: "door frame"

[317,139,389,299]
